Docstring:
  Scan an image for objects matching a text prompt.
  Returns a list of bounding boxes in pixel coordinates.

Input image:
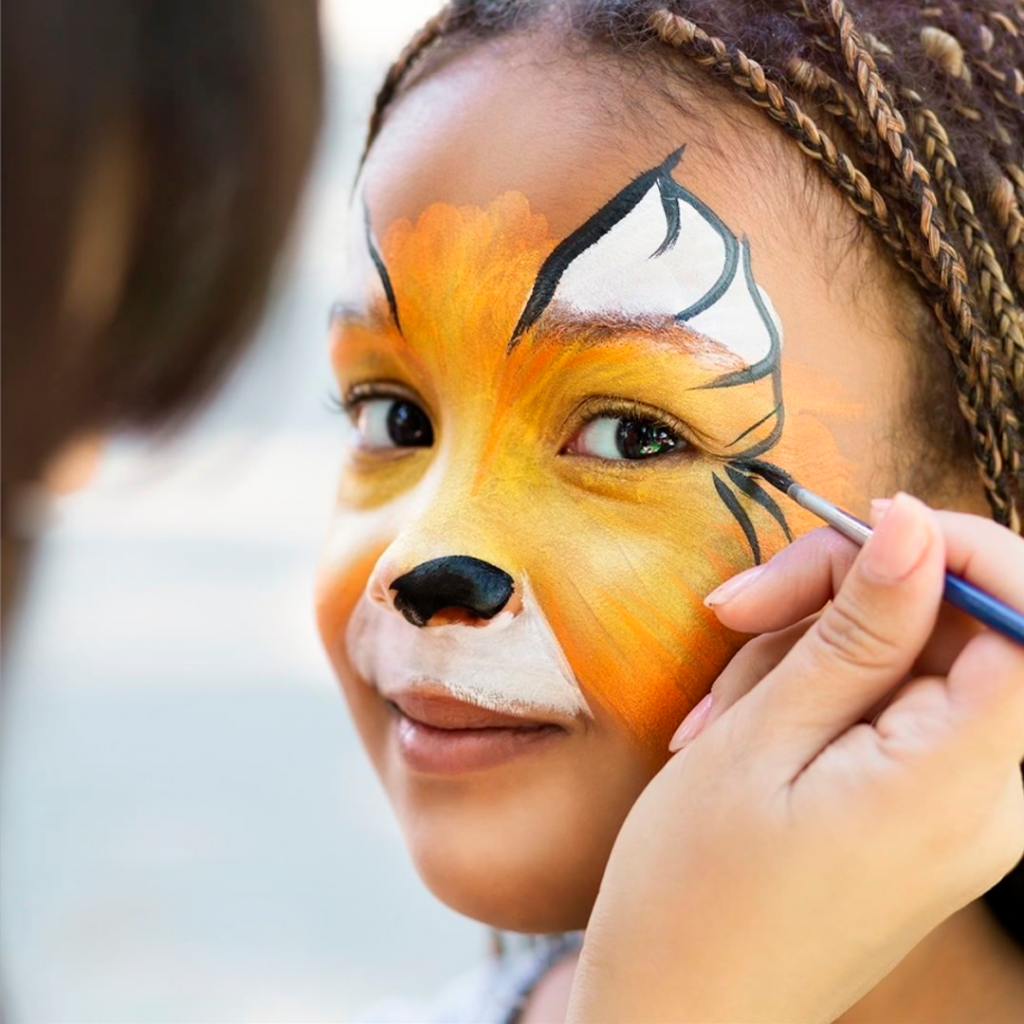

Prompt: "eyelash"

[335,380,422,416]
[563,397,701,455]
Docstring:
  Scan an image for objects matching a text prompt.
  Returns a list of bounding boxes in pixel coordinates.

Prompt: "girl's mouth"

[386,690,567,774]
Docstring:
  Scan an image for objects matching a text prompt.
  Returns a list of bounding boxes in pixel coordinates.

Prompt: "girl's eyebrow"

[526,308,720,355]
[335,202,403,336]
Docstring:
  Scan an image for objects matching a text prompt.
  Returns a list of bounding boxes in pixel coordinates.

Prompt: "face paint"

[347,574,591,719]
[507,145,786,565]
[320,148,853,750]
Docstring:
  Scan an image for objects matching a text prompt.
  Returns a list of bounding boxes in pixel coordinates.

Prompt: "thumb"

[734,493,947,778]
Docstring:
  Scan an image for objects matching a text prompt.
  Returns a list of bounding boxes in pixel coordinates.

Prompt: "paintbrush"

[740,460,1024,647]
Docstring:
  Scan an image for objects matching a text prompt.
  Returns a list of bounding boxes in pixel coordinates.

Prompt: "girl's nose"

[388,555,515,627]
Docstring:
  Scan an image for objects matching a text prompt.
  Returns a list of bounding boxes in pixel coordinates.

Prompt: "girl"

[317,1,1024,1019]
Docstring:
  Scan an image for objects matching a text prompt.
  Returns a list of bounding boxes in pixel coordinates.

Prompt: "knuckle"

[812,595,903,671]
[738,632,785,673]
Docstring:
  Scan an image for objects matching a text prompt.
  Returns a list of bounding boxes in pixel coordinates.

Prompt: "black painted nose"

[390,555,514,628]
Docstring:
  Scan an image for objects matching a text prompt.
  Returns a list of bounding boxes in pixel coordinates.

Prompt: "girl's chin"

[376,733,660,933]
[409,837,603,934]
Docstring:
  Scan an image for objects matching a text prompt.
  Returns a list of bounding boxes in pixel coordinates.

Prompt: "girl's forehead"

[361,43,785,244]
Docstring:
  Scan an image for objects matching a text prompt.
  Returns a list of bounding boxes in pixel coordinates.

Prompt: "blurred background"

[0,2,490,1020]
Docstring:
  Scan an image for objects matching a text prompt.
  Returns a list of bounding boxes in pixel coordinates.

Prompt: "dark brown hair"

[1,0,322,616]
[360,0,1024,946]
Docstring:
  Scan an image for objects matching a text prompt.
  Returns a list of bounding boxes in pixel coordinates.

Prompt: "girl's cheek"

[527,496,761,756]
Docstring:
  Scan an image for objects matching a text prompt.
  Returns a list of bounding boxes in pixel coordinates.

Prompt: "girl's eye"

[351,398,434,450]
[569,415,686,460]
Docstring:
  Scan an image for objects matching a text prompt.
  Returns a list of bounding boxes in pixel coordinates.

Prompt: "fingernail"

[704,565,766,608]
[869,497,893,526]
[862,492,931,583]
[669,694,713,752]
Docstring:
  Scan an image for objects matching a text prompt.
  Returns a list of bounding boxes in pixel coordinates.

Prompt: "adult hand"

[568,494,1024,1023]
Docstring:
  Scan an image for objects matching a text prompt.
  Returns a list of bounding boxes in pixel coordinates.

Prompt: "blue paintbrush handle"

[784,483,1024,647]
[943,572,1024,646]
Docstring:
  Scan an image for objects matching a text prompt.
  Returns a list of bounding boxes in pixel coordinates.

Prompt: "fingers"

[668,618,816,752]
[917,509,1024,609]
[732,493,947,777]
[711,502,1024,637]
[707,618,817,723]
[708,526,859,635]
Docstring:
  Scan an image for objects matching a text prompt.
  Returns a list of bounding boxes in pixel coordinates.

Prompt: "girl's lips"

[388,692,566,774]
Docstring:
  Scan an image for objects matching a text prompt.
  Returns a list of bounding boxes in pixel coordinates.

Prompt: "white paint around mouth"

[345,576,592,719]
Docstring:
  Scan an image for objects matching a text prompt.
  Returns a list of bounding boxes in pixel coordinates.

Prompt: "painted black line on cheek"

[735,458,796,495]
[724,463,793,541]
[713,472,762,565]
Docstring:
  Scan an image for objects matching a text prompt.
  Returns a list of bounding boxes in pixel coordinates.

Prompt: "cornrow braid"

[919,6,1024,325]
[918,7,1024,288]
[937,2,1024,123]
[646,13,897,251]
[361,3,461,168]
[992,170,1024,294]
[820,0,1021,524]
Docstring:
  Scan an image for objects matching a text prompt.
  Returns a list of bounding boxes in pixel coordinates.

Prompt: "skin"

[315,34,991,945]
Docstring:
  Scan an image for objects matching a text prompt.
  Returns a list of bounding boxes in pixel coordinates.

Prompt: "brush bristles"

[737,459,796,495]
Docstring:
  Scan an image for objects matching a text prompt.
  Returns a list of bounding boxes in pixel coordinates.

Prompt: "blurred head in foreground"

[1,0,323,625]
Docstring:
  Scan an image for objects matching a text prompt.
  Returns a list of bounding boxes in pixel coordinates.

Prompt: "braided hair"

[361,0,1024,944]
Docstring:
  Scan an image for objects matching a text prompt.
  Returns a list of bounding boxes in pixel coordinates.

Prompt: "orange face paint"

[318,150,855,753]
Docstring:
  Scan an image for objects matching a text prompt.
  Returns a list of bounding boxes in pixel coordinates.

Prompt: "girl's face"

[317,47,918,930]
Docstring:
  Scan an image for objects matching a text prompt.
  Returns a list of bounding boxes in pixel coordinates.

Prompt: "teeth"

[346,576,591,719]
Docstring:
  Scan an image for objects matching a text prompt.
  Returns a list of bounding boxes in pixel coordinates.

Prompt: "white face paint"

[550,184,729,322]
[681,240,781,365]
[516,150,782,369]
[346,576,592,719]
